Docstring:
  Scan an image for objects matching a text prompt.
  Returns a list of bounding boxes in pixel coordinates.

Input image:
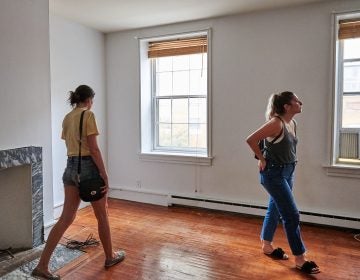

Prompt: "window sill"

[324,164,360,179]
[139,152,213,166]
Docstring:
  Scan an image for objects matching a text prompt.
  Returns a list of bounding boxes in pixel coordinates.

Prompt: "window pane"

[157,57,172,72]
[173,55,189,71]
[172,124,188,147]
[189,124,207,149]
[344,38,360,60]
[172,98,188,123]
[157,72,172,96]
[173,71,189,95]
[158,99,171,123]
[189,98,207,123]
[190,69,207,95]
[158,124,171,146]
[190,53,207,69]
[149,37,209,154]
[343,61,360,92]
[342,95,360,128]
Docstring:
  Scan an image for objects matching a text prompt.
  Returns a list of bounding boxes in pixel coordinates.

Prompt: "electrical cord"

[354,233,360,242]
[64,233,100,250]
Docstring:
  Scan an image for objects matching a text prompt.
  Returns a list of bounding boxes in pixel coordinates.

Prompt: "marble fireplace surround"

[0,146,44,249]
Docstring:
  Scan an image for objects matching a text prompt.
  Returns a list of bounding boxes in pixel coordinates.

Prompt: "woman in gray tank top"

[246,91,320,274]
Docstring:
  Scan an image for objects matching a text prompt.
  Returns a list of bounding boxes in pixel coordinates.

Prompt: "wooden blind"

[338,18,360,40]
[148,36,207,58]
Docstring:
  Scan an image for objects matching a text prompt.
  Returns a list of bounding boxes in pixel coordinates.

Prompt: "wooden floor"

[57,199,360,280]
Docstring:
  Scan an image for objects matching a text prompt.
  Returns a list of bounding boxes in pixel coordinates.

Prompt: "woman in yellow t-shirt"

[32,85,125,280]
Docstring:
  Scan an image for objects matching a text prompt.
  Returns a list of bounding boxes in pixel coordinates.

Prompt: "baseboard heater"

[172,195,267,210]
[170,195,360,226]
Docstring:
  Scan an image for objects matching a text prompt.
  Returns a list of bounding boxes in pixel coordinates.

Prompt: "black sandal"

[264,247,289,260]
[296,261,320,274]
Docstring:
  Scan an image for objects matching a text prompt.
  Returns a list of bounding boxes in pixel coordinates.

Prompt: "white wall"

[0,0,53,226]
[50,15,106,214]
[106,0,360,224]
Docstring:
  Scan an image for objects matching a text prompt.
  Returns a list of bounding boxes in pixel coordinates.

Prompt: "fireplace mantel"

[0,146,44,247]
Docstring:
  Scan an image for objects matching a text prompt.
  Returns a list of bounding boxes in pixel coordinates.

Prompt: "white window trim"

[325,164,360,179]
[139,152,213,166]
[325,11,360,177]
[138,29,213,165]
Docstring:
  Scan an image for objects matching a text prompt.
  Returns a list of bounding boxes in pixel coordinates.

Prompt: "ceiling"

[49,0,331,33]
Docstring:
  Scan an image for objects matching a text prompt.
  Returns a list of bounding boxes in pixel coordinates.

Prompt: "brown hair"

[68,85,95,107]
[265,91,295,120]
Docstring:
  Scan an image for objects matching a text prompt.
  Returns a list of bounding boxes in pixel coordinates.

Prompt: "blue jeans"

[259,161,306,256]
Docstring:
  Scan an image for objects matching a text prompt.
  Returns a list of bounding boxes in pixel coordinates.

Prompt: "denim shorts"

[62,156,101,187]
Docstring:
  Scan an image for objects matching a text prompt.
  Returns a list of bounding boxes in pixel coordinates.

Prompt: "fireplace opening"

[0,165,33,251]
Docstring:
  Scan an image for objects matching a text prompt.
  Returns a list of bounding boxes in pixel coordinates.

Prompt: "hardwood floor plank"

[58,199,360,280]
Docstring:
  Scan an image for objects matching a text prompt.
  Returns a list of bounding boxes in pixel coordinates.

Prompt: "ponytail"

[68,85,95,107]
[265,91,294,120]
[265,94,276,120]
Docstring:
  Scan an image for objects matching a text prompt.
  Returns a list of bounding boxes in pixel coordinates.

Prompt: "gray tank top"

[264,121,298,164]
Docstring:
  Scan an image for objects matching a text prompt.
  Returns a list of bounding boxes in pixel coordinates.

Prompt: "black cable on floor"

[355,233,360,242]
[64,233,100,250]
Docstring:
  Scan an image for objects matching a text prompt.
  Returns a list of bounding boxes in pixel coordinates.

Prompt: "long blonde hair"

[265,91,295,120]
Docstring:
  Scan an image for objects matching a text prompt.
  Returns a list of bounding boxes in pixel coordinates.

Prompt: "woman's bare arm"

[246,118,283,169]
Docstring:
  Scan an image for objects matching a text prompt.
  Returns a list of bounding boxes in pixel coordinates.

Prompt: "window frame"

[151,56,208,154]
[139,29,213,165]
[327,12,360,177]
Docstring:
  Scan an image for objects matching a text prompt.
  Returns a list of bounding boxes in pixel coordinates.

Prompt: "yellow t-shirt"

[61,108,99,156]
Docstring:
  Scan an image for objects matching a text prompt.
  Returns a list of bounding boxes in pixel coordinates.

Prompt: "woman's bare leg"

[91,197,114,260]
[35,186,81,272]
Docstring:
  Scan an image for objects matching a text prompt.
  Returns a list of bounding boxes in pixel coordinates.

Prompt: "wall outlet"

[136,180,141,188]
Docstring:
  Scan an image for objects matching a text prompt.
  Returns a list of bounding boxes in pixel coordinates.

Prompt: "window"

[139,31,212,165]
[332,14,360,168]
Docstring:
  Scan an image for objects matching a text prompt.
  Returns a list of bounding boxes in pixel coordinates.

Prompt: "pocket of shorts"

[62,167,73,183]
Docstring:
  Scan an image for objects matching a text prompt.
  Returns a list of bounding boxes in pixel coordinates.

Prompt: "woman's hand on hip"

[258,159,266,171]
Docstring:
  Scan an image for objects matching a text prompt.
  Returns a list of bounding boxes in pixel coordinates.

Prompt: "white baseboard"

[46,201,89,240]
[53,203,63,220]
[54,201,90,220]
[169,195,360,230]
[53,201,90,220]
[109,187,169,206]
[108,188,360,230]
[43,220,56,240]
[170,196,267,216]
[300,212,360,229]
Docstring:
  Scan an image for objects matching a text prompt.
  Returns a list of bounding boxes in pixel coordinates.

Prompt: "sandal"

[104,250,126,268]
[264,247,289,260]
[31,267,61,279]
[296,261,320,274]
